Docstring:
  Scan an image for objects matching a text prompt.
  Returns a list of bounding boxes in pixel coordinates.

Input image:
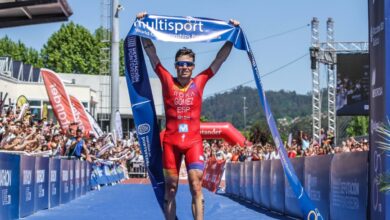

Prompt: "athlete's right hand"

[136,11,147,20]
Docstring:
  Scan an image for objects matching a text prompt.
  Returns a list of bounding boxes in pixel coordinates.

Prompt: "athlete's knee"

[189,179,202,197]
[165,179,178,198]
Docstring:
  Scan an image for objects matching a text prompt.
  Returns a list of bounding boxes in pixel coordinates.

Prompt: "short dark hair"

[175,47,195,62]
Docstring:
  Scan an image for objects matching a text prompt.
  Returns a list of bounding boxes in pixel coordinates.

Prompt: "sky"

[1,0,368,98]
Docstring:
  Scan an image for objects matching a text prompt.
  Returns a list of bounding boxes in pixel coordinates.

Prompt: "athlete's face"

[175,55,194,80]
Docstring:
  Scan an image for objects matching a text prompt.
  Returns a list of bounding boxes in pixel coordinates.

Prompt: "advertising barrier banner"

[202,158,225,193]
[80,161,86,195]
[224,163,232,195]
[284,158,304,218]
[19,155,36,218]
[239,162,245,199]
[260,160,271,209]
[86,162,91,191]
[270,159,285,213]
[34,157,49,211]
[75,160,81,198]
[369,0,390,219]
[49,158,61,208]
[69,160,75,201]
[0,153,20,220]
[304,155,332,220]
[231,163,240,197]
[244,161,253,201]
[330,152,368,220]
[252,161,261,205]
[60,160,70,204]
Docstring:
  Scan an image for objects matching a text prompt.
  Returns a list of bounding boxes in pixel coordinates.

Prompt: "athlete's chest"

[166,80,201,107]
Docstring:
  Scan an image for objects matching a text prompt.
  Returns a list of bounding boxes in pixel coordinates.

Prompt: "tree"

[41,22,100,74]
[346,116,369,137]
[0,36,43,67]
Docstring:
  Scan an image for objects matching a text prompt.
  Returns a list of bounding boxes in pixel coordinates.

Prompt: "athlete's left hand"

[229,19,240,27]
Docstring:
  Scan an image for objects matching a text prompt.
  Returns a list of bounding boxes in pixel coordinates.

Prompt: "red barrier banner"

[202,158,226,193]
[41,68,75,132]
[69,95,94,137]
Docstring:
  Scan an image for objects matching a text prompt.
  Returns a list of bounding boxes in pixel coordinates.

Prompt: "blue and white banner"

[125,14,321,219]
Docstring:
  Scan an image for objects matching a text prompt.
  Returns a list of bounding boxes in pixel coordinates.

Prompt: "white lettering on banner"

[70,170,74,180]
[62,170,68,181]
[76,169,80,179]
[370,21,384,46]
[36,170,45,183]
[136,18,204,34]
[372,87,383,98]
[23,170,32,185]
[0,170,11,187]
[200,129,222,136]
[38,185,45,198]
[51,184,57,195]
[25,187,31,201]
[49,84,71,129]
[332,179,361,209]
[2,189,11,205]
[50,170,57,182]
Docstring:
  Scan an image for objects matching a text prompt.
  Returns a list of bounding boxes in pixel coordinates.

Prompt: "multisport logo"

[135,17,205,34]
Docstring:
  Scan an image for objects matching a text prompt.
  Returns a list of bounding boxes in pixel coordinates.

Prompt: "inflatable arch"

[160,122,248,146]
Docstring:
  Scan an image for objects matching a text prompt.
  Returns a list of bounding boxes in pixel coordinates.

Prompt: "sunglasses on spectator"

[175,61,194,67]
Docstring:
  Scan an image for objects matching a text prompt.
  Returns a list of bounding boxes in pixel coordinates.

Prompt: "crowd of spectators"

[0,104,370,176]
[203,130,369,163]
[0,105,144,178]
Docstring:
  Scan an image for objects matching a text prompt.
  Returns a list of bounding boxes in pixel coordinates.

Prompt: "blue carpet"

[25,184,288,220]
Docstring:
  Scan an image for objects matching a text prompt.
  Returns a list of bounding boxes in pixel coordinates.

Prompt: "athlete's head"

[175,47,195,81]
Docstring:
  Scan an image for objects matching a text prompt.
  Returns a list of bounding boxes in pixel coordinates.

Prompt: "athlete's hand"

[229,19,240,27]
[136,11,147,20]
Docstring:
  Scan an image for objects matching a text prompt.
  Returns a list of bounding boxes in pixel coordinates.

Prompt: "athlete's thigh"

[163,142,182,176]
[184,141,205,171]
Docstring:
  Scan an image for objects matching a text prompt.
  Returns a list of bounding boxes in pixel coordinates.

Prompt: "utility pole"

[110,0,121,133]
[243,96,248,130]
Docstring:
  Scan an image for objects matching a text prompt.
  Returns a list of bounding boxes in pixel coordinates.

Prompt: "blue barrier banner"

[49,158,61,208]
[19,155,36,218]
[60,160,70,204]
[284,158,304,219]
[126,14,321,218]
[224,163,232,195]
[103,165,112,184]
[230,163,240,197]
[252,161,261,205]
[239,162,245,199]
[304,155,332,220]
[69,160,75,201]
[244,161,253,201]
[74,160,81,198]
[369,0,390,219]
[330,152,368,220]
[80,161,86,195]
[90,164,99,187]
[86,162,91,191]
[34,157,49,211]
[260,160,271,209]
[270,159,284,213]
[0,153,20,220]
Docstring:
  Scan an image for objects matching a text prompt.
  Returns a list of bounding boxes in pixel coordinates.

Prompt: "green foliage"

[346,116,369,137]
[0,36,43,67]
[202,86,312,130]
[41,22,100,74]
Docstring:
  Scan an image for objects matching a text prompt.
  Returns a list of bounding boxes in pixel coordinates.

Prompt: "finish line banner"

[124,14,322,219]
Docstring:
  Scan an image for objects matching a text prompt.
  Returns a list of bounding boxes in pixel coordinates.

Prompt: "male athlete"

[136,12,239,220]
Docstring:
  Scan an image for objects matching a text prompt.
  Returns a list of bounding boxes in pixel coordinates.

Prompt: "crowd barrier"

[0,152,125,220]
[225,152,368,220]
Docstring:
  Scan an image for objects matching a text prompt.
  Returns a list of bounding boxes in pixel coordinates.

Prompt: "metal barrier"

[127,161,147,178]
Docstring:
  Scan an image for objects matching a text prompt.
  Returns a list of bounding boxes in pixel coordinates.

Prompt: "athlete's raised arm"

[209,19,240,74]
[136,12,160,69]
